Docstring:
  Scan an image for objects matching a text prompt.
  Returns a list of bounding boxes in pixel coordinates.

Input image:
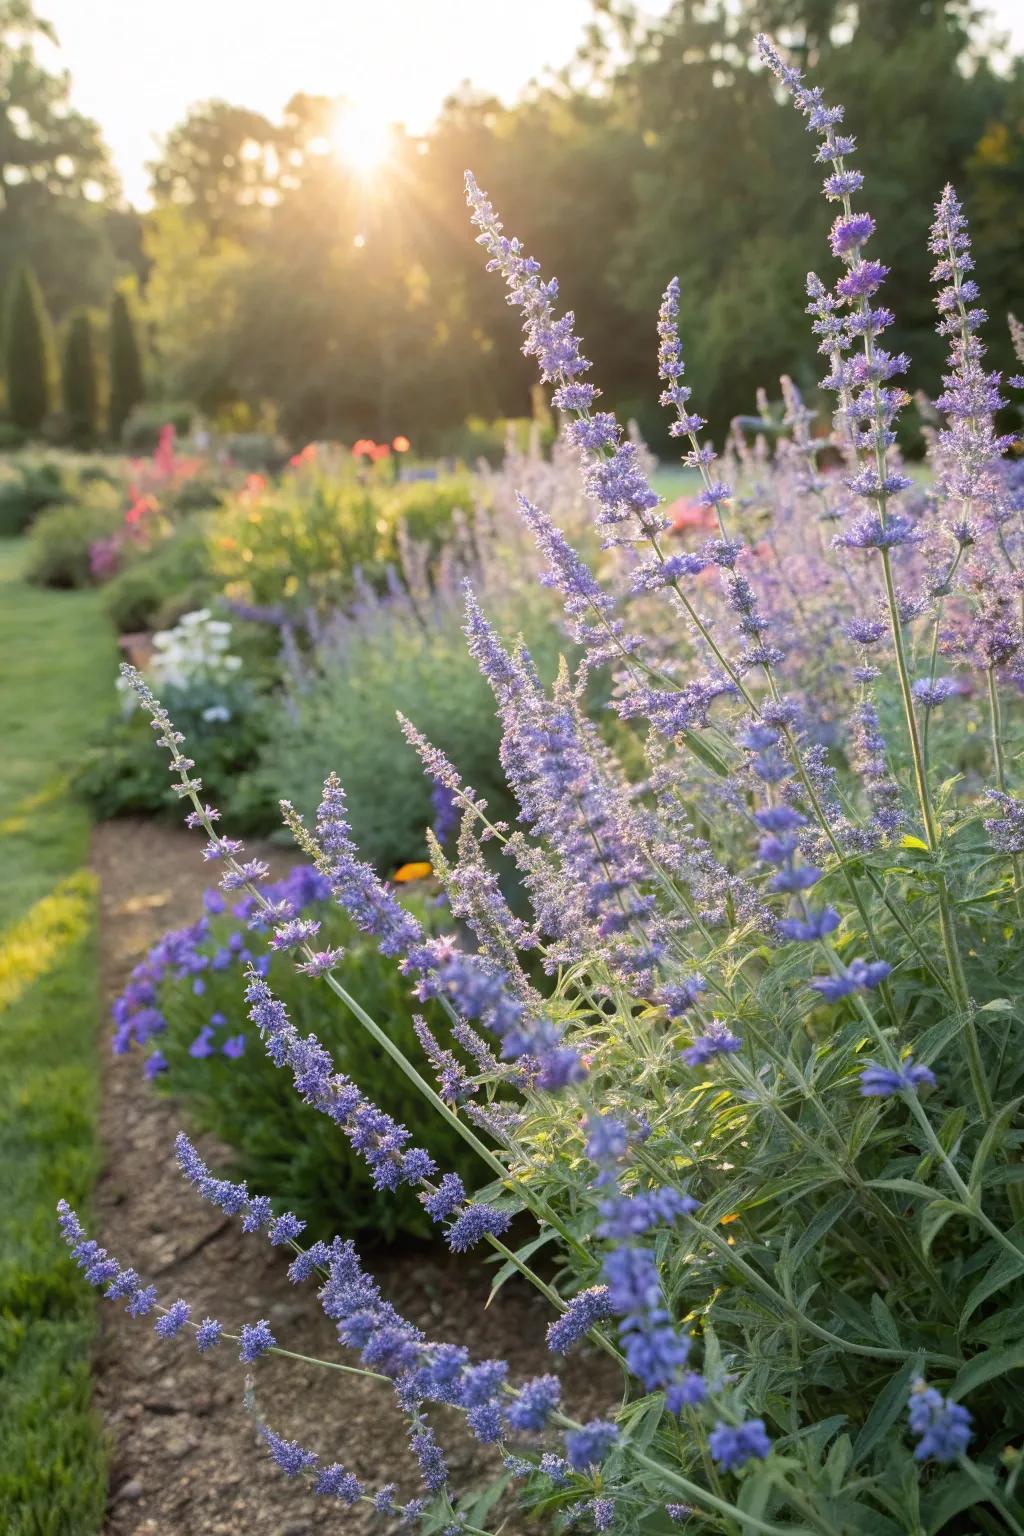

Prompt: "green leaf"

[620,1397,665,1454]
[679,728,730,778]
[870,1293,901,1348]
[868,1177,943,1203]
[959,1238,1024,1330]
[822,1501,903,1536]
[923,1468,995,1535]
[920,1199,957,1259]
[485,1229,558,1305]
[952,1344,1024,1400]
[824,1433,852,1495]
[969,1096,1024,1195]
[791,1193,853,1272]
[852,1356,922,1464]
[907,1010,964,1068]
[736,1467,775,1521]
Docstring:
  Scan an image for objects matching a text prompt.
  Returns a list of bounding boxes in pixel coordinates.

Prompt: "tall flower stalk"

[756,34,992,1118]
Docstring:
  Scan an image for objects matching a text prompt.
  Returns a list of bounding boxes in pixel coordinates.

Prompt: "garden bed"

[91,819,616,1534]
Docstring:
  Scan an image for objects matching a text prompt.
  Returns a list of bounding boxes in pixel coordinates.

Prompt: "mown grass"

[0,540,116,1534]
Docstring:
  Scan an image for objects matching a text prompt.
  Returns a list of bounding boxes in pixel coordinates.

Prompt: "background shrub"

[0,457,68,536]
[24,492,122,588]
[121,401,194,454]
[209,467,479,611]
[101,522,215,632]
[256,545,565,871]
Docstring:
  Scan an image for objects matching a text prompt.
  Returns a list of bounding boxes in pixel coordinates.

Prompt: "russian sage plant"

[61,37,1024,1536]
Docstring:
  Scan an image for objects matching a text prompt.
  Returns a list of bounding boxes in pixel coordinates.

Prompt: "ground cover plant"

[59,35,1024,1536]
[0,541,115,1532]
[110,863,482,1241]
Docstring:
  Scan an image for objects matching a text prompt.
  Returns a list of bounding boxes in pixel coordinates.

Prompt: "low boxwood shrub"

[0,455,68,536]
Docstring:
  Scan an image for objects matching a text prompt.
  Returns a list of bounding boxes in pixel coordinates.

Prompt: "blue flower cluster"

[907,1380,973,1463]
[111,863,332,1074]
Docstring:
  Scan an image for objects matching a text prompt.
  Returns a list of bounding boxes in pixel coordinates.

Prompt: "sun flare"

[328,102,392,177]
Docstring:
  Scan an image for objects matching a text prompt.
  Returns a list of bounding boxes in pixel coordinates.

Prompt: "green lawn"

[0,540,115,1534]
[649,463,703,501]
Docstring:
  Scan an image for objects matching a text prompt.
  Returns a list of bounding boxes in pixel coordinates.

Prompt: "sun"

[328,102,393,178]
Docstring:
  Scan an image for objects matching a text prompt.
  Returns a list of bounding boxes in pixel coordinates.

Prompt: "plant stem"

[958,1456,1024,1536]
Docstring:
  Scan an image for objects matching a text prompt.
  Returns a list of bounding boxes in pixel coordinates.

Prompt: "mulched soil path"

[91,820,615,1536]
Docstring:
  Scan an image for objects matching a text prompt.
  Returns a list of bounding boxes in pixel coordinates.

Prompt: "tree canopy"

[0,0,124,319]
[2,0,1022,448]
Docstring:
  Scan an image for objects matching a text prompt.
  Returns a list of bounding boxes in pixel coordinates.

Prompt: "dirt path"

[91,820,614,1536]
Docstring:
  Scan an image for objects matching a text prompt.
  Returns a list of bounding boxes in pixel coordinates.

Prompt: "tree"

[61,309,99,443]
[147,101,281,241]
[0,2,121,316]
[4,261,55,430]
[108,287,144,441]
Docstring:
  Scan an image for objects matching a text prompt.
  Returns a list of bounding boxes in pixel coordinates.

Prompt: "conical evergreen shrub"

[108,287,144,443]
[62,311,101,445]
[4,265,57,434]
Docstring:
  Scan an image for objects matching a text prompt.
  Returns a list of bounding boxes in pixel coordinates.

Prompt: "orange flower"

[352,438,375,458]
[392,435,411,453]
[393,861,432,883]
[369,442,391,462]
[245,473,266,494]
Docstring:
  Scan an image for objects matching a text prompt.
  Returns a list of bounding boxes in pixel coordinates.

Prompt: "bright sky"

[41,0,1024,207]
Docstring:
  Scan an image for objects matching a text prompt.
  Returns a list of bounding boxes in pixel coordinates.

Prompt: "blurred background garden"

[2,0,1024,1531]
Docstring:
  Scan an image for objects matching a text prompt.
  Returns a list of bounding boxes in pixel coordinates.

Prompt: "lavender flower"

[984,790,1024,854]
[239,1318,276,1362]
[928,185,1013,520]
[810,958,892,1001]
[564,1419,619,1471]
[315,1464,365,1502]
[911,678,958,709]
[860,1059,936,1097]
[546,1287,613,1354]
[708,1419,772,1472]
[682,1021,742,1067]
[506,1374,561,1432]
[260,1425,319,1478]
[313,773,424,959]
[446,1202,512,1253]
[154,1299,191,1338]
[907,1380,972,1463]
[195,1318,222,1352]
